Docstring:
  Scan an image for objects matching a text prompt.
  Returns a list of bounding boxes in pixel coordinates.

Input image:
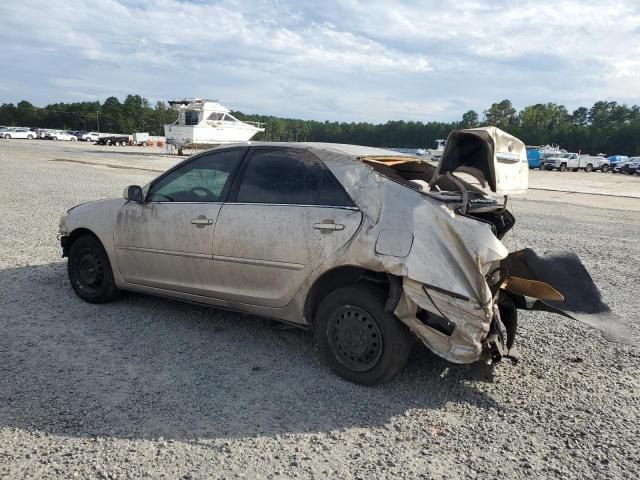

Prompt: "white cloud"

[0,0,638,121]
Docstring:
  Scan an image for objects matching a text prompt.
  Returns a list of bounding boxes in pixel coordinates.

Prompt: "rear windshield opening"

[361,157,473,194]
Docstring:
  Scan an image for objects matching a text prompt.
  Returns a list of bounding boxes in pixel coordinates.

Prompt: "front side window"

[235,149,354,206]
[147,149,244,202]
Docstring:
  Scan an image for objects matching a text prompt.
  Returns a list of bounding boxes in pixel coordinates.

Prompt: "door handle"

[313,222,345,231]
[190,216,213,227]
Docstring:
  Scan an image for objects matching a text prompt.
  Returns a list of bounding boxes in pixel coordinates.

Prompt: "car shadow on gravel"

[0,262,504,441]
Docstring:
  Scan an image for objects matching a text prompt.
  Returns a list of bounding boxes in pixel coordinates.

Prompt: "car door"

[210,147,362,308]
[114,148,246,294]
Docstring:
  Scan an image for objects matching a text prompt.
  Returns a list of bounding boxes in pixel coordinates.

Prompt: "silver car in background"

[59,128,629,384]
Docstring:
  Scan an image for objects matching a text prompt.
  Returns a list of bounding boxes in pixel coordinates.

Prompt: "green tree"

[460,110,479,128]
[484,99,517,130]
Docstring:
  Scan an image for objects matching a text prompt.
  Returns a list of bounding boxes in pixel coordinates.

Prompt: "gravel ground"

[1,140,639,479]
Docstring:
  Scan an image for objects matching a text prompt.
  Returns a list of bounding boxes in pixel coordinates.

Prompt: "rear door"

[114,148,246,294]
[210,147,362,307]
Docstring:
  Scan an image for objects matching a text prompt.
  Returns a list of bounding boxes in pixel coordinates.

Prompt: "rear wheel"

[585,163,593,172]
[27,134,33,140]
[5,134,11,139]
[601,164,610,172]
[315,285,411,385]
[68,234,118,303]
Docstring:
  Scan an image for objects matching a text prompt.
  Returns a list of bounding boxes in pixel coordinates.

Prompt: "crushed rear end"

[352,127,633,364]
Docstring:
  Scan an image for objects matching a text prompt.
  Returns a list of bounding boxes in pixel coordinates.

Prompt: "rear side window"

[235,149,353,206]
[317,171,354,206]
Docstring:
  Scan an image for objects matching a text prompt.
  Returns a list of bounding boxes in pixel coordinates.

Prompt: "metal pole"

[96,111,100,134]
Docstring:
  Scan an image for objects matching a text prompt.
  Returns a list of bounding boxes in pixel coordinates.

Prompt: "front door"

[210,147,362,308]
[114,148,245,294]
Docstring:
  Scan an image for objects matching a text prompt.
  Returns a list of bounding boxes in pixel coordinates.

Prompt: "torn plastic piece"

[502,248,635,344]
[503,276,564,301]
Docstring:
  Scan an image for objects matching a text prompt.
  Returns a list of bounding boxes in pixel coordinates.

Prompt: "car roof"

[219,142,414,159]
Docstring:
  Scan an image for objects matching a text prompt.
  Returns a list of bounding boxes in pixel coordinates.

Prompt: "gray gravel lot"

[1,140,639,479]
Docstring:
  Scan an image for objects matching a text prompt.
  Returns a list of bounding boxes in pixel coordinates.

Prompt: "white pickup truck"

[542,153,610,172]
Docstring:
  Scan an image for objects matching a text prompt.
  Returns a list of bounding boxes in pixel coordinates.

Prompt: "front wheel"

[559,163,567,172]
[315,285,412,385]
[586,164,593,172]
[68,234,119,303]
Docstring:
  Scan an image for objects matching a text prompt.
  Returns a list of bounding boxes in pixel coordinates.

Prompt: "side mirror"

[124,185,144,202]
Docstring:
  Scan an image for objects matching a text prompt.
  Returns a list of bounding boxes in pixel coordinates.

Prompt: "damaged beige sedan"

[59,127,629,384]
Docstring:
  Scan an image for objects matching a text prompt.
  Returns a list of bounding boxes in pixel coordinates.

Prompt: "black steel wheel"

[327,305,383,372]
[315,285,412,385]
[68,234,118,303]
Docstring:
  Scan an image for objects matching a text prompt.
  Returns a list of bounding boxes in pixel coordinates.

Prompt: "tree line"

[1,96,639,155]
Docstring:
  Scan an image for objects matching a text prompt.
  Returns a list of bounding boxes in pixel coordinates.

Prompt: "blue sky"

[0,0,639,122]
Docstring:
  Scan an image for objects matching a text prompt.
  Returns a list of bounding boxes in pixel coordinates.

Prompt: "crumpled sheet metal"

[320,149,509,363]
[503,249,635,345]
[395,278,494,363]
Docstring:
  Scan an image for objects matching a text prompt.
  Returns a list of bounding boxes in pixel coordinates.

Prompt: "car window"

[147,149,244,202]
[317,170,355,207]
[235,149,353,206]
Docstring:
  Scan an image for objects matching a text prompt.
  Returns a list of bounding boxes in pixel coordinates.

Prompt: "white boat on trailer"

[163,99,265,147]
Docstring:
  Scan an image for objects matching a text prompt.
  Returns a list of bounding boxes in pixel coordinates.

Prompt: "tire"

[27,135,33,140]
[585,164,593,172]
[559,163,567,172]
[314,285,411,385]
[67,234,118,303]
[52,137,58,141]
[5,134,11,139]
[601,164,610,173]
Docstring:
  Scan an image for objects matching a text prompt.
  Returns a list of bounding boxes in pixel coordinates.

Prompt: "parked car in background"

[95,135,130,146]
[618,157,640,174]
[1,128,36,139]
[543,152,579,171]
[579,154,610,172]
[542,152,609,172]
[78,131,100,142]
[608,155,629,173]
[612,158,633,173]
[50,131,78,141]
